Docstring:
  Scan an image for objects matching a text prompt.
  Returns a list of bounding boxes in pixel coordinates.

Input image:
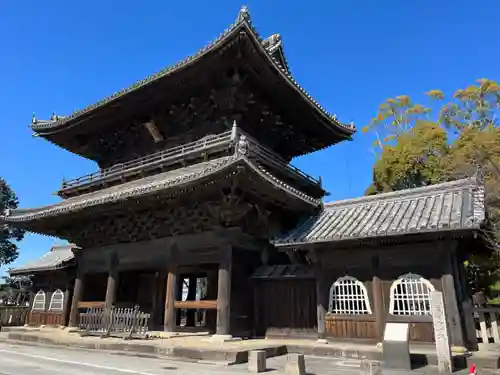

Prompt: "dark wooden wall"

[253,279,317,338]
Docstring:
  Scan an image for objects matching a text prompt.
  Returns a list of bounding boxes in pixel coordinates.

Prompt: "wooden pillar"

[315,266,327,341]
[150,271,165,330]
[206,268,218,332]
[164,244,179,332]
[216,245,232,336]
[63,281,72,327]
[68,252,84,328]
[175,276,184,326]
[186,275,197,326]
[441,243,465,348]
[371,255,385,342]
[104,253,119,308]
[457,255,478,350]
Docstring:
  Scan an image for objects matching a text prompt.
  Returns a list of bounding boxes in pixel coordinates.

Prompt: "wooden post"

[372,255,385,342]
[68,252,84,328]
[441,243,465,348]
[185,275,197,326]
[164,244,178,332]
[206,268,218,332]
[314,264,327,342]
[216,245,232,336]
[104,253,119,309]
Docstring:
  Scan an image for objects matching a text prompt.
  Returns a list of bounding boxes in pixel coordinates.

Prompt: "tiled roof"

[9,244,76,275]
[31,7,354,137]
[274,178,486,247]
[0,155,320,223]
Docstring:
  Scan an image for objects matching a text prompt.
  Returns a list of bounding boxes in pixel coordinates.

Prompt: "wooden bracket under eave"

[143,120,164,143]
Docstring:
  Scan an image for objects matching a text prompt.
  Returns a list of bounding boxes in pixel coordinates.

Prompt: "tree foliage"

[365,120,448,195]
[0,178,24,266]
[0,275,32,306]
[364,78,500,297]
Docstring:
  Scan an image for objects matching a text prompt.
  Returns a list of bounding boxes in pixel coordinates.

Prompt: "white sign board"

[430,291,453,373]
[383,322,409,342]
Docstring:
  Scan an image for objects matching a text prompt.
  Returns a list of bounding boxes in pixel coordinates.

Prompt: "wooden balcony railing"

[60,131,234,192]
[241,132,320,186]
[58,126,321,195]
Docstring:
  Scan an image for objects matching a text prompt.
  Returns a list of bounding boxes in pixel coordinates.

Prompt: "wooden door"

[253,279,316,338]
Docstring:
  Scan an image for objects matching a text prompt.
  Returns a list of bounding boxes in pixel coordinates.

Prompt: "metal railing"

[78,305,150,338]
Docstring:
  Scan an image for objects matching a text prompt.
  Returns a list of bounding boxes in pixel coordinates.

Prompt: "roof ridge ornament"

[31,112,67,126]
[237,5,250,22]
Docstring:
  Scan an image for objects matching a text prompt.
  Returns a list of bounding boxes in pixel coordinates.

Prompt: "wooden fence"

[473,306,500,345]
[0,306,29,327]
[79,305,150,338]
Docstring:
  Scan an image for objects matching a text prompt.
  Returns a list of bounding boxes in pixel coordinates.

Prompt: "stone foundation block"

[248,350,266,373]
[284,353,305,375]
[360,360,382,375]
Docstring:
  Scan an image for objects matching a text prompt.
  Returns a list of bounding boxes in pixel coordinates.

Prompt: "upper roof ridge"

[29,6,355,136]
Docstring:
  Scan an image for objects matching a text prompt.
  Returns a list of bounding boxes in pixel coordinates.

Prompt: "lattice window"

[389,273,435,316]
[328,276,372,314]
[49,289,64,311]
[32,290,46,311]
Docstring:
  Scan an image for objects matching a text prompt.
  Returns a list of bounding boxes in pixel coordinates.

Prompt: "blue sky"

[1,0,499,274]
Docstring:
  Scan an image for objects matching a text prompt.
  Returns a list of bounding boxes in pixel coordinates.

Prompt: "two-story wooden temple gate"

[1,6,486,350]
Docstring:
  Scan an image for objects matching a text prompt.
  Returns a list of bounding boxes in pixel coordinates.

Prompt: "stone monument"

[382,322,411,371]
[430,291,453,373]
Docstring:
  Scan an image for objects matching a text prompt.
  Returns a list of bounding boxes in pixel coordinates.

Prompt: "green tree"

[364,79,500,298]
[0,178,24,266]
[429,79,500,252]
[0,275,32,306]
[363,95,447,194]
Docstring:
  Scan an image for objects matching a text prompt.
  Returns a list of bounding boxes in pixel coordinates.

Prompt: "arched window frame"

[32,290,46,311]
[328,276,372,315]
[48,289,65,311]
[389,273,435,316]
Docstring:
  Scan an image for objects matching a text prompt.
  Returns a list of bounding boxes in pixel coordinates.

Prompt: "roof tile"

[274,178,486,246]
[10,244,76,275]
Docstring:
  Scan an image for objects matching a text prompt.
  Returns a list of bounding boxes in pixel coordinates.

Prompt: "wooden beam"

[174,300,218,310]
[77,301,105,309]
[143,120,164,143]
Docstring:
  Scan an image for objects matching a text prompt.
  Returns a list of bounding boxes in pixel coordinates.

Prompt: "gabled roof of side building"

[9,244,76,276]
[274,177,486,247]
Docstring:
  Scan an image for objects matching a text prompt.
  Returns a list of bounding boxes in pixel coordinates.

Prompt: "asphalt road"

[0,342,245,375]
[0,341,370,375]
[1,340,484,375]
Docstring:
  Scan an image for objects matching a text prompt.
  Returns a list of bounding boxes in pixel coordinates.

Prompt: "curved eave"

[273,225,482,248]
[239,22,355,139]
[9,260,75,276]
[31,13,355,140]
[0,156,319,227]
